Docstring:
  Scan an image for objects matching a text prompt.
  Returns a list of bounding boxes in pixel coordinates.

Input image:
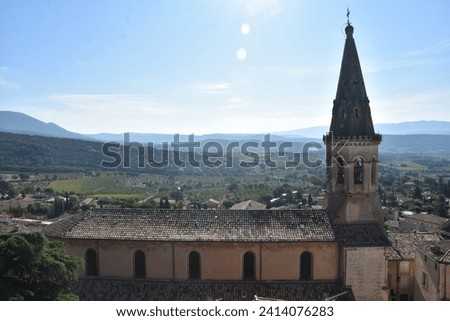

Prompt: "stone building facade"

[413,240,450,300]
[386,232,441,300]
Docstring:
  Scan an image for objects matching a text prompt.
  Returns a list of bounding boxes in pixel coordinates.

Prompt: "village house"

[202,198,220,209]
[400,213,447,233]
[230,200,267,210]
[413,240,450,300]
[386,232,441,300]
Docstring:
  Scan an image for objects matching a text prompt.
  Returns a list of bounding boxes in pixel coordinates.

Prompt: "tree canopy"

[0,232,83,300]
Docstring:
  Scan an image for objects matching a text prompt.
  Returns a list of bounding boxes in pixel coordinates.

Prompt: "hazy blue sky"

[1,0,449,134]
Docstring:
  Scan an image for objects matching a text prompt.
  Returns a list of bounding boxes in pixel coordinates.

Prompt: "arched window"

[300,251,313,280]
[85,248,98,276]
[371,157,377,185]
[243,251,256,280]
[188,251,201,280]
[134,250,146,278]
[354,158,363,184]
[337,157,345,184]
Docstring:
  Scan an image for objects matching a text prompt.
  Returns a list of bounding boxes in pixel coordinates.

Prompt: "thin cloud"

[365,57,444,73]
[188,82,231,94]
[32,93,187,134]
[48,94,178,116]
[217,97,246,110]
[402,38,450,57]
[236,0,283,18]
[0,66,19,89]
[263,65,336,78]
[374,89,450,123]
[365,38,450,73]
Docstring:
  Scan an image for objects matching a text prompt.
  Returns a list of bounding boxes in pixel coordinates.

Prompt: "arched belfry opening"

[354,158,364,185]
[371,156,377,185]
[337,157,345,184]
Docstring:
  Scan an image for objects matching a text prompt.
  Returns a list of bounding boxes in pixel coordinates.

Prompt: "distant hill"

[381,135,450,153]
[376,121,450,135]
[87,132,294,144]
[2,110,450,144]
[88,123,450,144]
[277,121,450,138]
[0,131,450,174]
[0,111,91,140]
[0,132,104,173]
[0,132,180,174]
[87,133,175,144]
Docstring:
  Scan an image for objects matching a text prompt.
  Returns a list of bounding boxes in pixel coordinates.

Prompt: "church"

[45,20,391,301]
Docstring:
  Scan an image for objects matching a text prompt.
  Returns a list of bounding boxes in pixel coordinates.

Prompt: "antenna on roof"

[346,7,351,25]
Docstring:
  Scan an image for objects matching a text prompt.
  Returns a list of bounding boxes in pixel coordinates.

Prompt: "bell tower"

[323,20,383,224]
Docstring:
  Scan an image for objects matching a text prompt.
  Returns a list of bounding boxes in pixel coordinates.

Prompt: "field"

[40,167,320,206]
[48,174,148,196]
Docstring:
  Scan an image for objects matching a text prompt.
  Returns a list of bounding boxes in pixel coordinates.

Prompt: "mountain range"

[276,121,450,138]
[1,111,450,142]
[0,111,90,140]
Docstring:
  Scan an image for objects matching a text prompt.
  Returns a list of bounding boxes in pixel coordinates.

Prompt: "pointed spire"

[329,16,376,137]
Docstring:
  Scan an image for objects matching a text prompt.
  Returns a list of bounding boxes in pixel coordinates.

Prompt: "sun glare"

[236,48,247,61]
[241,23,250,35]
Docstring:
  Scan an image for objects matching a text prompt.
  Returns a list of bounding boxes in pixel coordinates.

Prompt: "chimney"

[430,245,440,253]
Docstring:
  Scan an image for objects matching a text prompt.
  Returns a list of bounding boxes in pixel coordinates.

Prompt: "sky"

[1,0,450,135]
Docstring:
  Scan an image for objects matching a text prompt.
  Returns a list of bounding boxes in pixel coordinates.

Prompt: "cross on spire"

[346,7,351,25]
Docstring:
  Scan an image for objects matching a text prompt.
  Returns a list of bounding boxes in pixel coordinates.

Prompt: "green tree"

[412,185,423,200]
[0,232,83,300]
[222,200,235,209]
[435,202,448,217]
[0,179,16,198]
[19,173,30,181]
[52,197,65,218]
[434,195,448,217]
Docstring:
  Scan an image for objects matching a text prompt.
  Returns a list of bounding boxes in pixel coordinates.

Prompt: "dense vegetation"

[0,132,103,173]
[0,232,83,300]
[2,131,450,174]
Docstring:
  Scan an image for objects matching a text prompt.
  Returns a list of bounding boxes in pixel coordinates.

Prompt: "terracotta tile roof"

[45,208,335,242]
[0,218,49,235]
[230,200,267,210]
[71,278,354,301]
[414,240,450,264]
[332,223,391,247]
[403,213,447,225]
[44,213,85,238]
[386,232,441,260]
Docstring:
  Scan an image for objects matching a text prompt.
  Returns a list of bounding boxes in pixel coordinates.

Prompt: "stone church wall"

[344,247,388,300]
[59,238,339,281]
